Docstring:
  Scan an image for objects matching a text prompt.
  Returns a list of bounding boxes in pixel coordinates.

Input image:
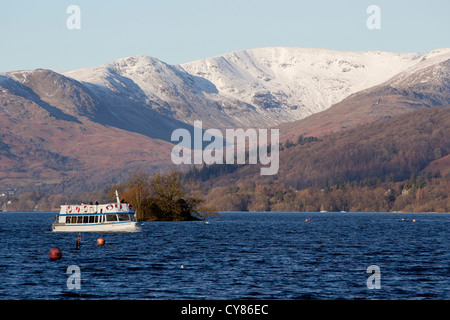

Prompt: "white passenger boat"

[52,191,141,232]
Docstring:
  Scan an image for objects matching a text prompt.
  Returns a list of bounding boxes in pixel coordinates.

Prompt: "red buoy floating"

[97,238,105,246]
[49,247,62,260]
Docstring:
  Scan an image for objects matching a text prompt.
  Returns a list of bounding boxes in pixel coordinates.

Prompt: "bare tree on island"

[112,169,218,221]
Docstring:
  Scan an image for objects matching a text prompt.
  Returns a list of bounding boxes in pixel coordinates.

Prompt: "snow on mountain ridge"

[181,47,426,114]
[64,47,449,128]
[382,49,450,88]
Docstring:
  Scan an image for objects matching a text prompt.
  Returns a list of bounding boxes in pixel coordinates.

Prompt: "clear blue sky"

[0,0,449,73]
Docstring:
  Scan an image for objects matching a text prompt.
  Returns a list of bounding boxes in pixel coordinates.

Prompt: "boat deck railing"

[60,203,134,215]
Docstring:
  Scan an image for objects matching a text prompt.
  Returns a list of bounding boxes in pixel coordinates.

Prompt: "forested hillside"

[186,106,450,212]
[3,107,449,213]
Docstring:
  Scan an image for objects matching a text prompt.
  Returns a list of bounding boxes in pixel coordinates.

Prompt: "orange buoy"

[412,219,416,223]
[49,247,62,260]
[97,238,105,246]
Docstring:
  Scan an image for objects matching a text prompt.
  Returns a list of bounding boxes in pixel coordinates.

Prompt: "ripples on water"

[0,211,448,300]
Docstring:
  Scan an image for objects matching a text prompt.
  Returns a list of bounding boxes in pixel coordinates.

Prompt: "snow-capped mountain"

[1,46,449,192]
[181,47,424,122]
[382,48,450,89]
[279,49,450,141]
[64,47,450,128]
[64,55,235,128]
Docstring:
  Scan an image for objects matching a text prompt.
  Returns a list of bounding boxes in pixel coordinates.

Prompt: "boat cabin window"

[118,214,130,221]
[64,214,127,223]
[106,214,118,222]
[65,215,100,224]
[65,216,77,224]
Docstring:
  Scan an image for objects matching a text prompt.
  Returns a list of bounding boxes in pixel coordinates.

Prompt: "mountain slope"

[181,47,426,125]
[65,47,450,128]
[279,51,450,141]
[190,106,450,193]
[64,56,233,128]
[0,71,174,191]
[0,69,193,142]
[1,47,449,193]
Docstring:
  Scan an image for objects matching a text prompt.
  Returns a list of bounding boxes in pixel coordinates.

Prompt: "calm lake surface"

[0,211,448,300]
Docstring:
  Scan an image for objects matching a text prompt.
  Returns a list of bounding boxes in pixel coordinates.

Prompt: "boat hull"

[52,221,142,233]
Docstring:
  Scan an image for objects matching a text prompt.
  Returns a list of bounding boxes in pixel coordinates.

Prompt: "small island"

[111,169,218,221]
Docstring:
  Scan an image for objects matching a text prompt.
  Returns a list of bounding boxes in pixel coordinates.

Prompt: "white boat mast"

[115,190,121,204]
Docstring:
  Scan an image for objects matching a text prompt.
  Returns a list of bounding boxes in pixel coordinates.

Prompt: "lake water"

[0,211,448,300]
